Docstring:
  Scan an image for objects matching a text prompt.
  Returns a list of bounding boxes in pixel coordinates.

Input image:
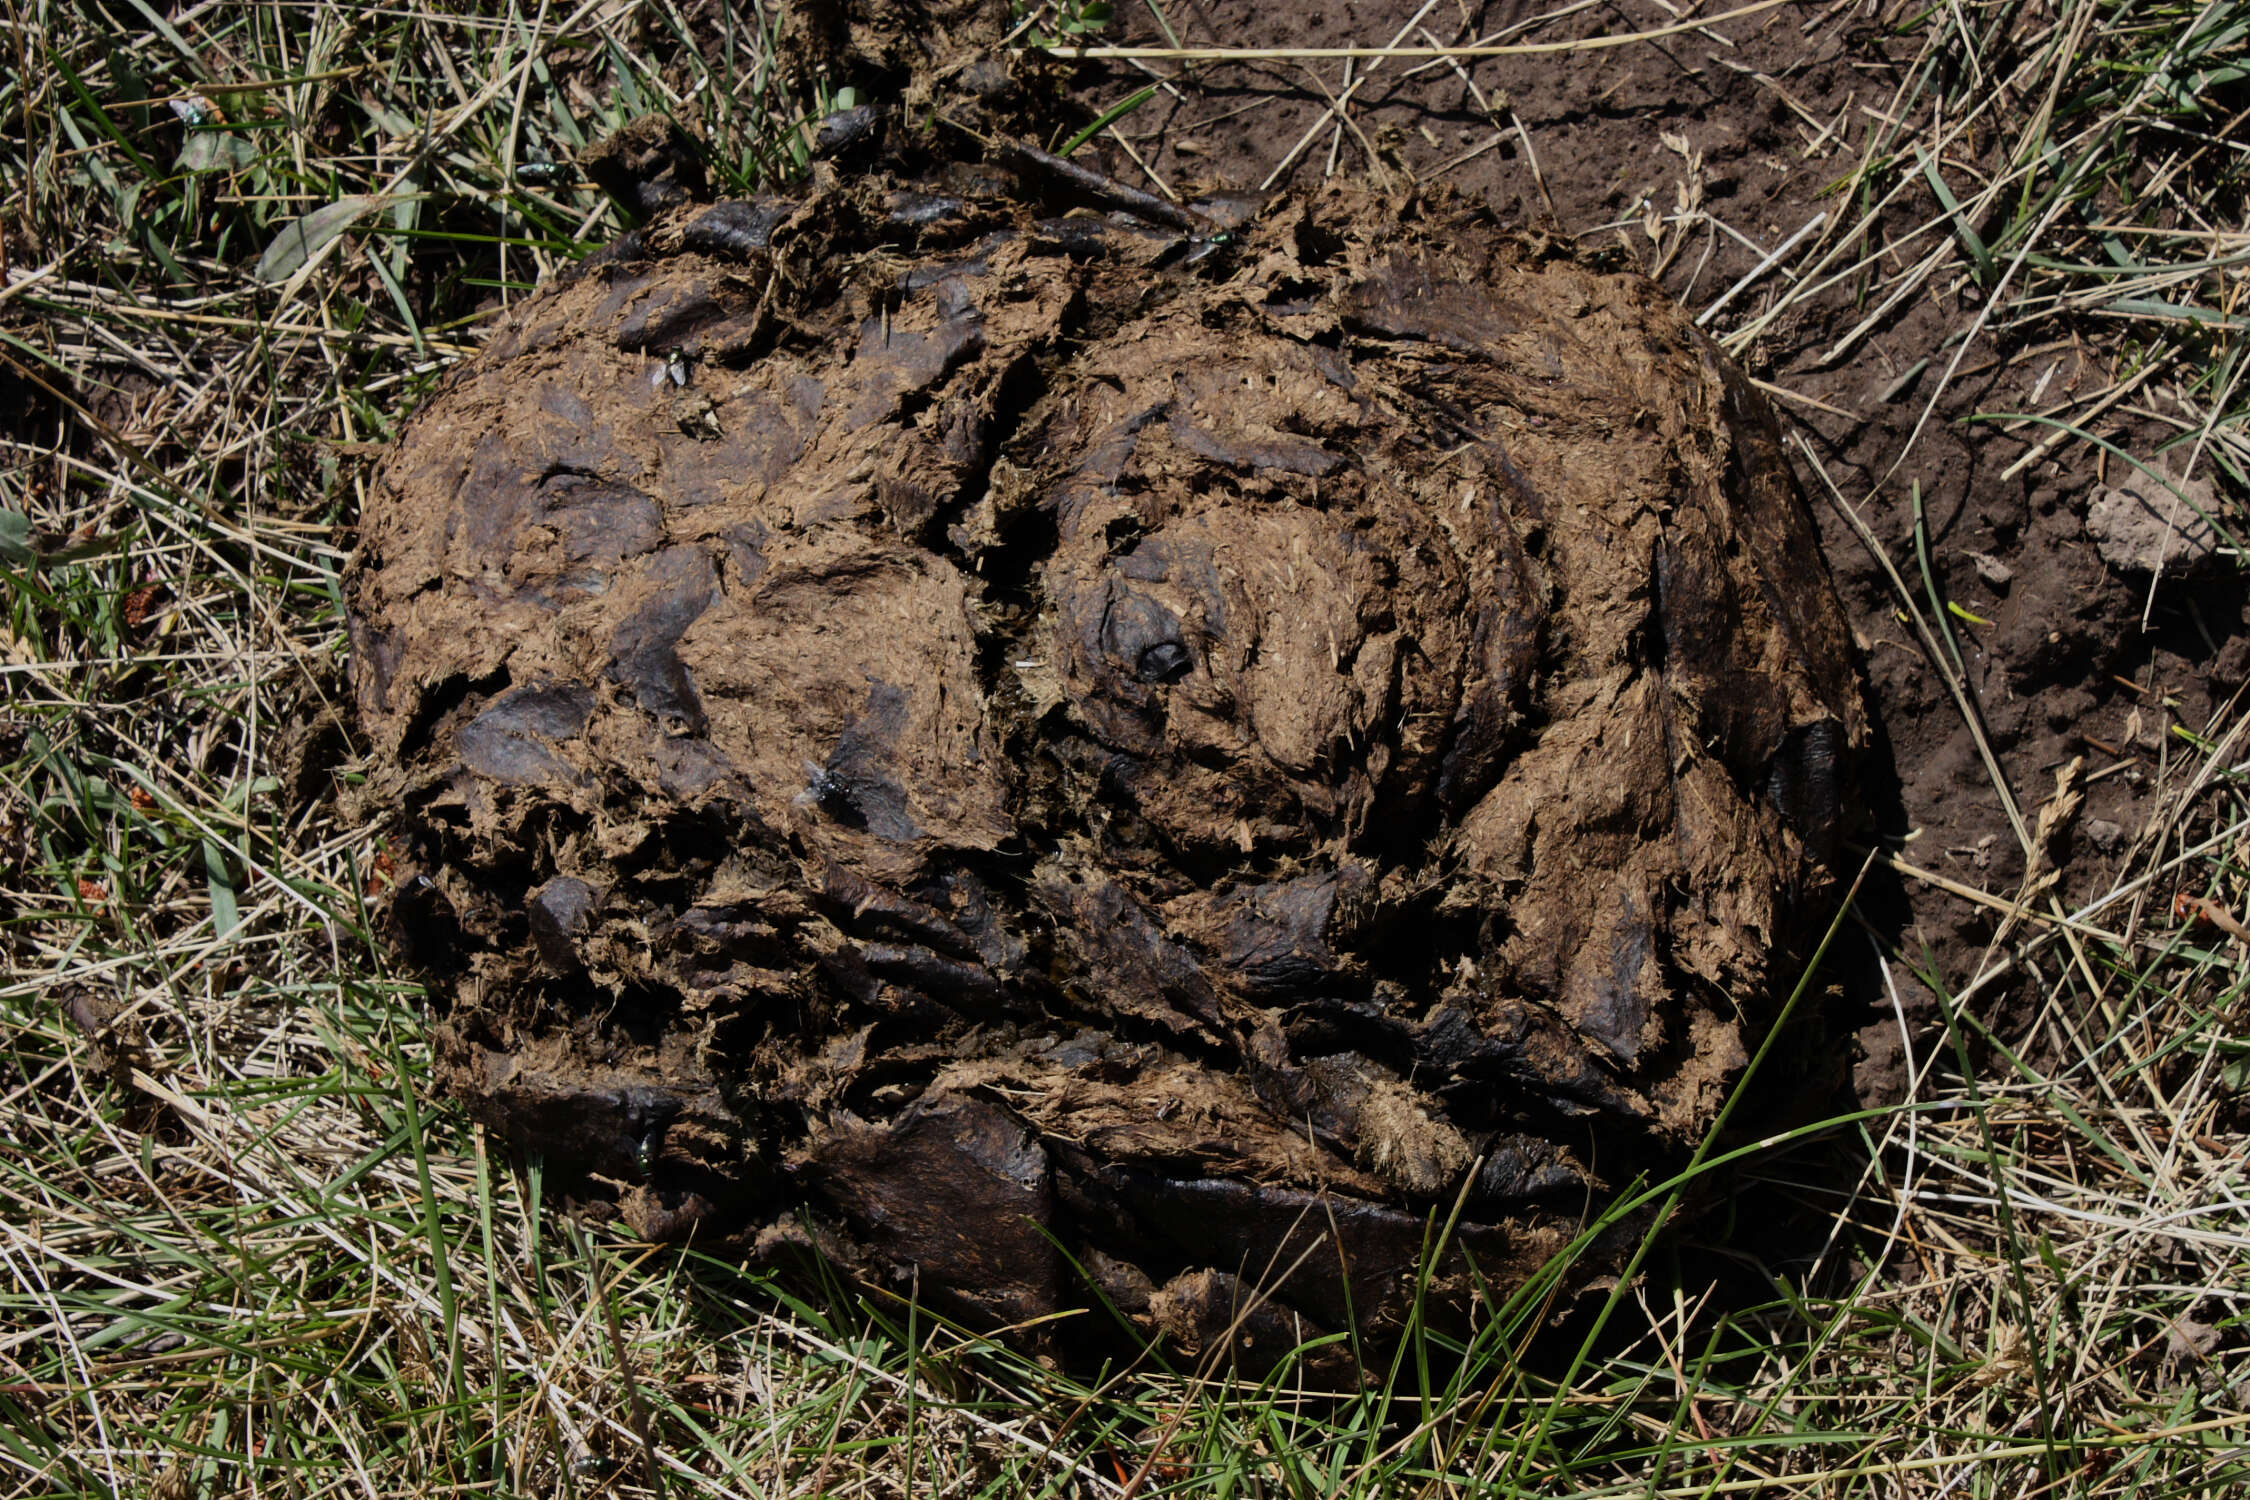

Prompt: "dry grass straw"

[1,0,2246,1495]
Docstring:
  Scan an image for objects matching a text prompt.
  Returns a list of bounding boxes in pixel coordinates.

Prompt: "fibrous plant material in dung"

[348,167,1867,1368]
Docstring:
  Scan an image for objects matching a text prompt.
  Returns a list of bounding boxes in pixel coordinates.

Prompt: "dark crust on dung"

[347,177,1867,1357]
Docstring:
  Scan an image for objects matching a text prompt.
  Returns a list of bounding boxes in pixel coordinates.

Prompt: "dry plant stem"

[1256,0,1441,190]
[1870,849,2130,947]
[1393,0,1617,78]
[577,1224,667,1498]
[1885,0,2224,483]
[1801,436,2182,1151]
[752,1315,1129,1496]
[1998,351,2176,482]
[1735,19,2096,362]
[1695,211,1825,327]
[1103,125,1180,201]
[1042,0,1801,62]
[1509,110,1558,223]
[1750,375,1855,420]
[1798,436,2030,855]
[1294,57,1383,187]
[993,136,1210,229]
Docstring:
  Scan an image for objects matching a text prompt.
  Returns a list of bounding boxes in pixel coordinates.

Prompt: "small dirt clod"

[348,173,1867,1361]
[2087,468,2223,575]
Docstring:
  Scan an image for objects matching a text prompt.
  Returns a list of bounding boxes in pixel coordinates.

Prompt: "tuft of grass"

[2,1,2246,1497]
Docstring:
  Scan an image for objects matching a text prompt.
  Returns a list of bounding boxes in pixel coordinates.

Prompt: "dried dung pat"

[348,177,1868,1361]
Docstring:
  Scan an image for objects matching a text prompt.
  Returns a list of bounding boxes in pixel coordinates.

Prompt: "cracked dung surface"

[348,175,1867,1363]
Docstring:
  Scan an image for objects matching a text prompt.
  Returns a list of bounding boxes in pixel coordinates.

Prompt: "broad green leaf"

[254,194,380,283]
[0,510,32,566]
[0,512,119,566]
[389,169,423,235]
[40,529,127,563]
[106,46,151,129]
[204,839,240,937]
[2105,296,2243,329]
[178,130,257,173]
[1917,145,1993,285]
